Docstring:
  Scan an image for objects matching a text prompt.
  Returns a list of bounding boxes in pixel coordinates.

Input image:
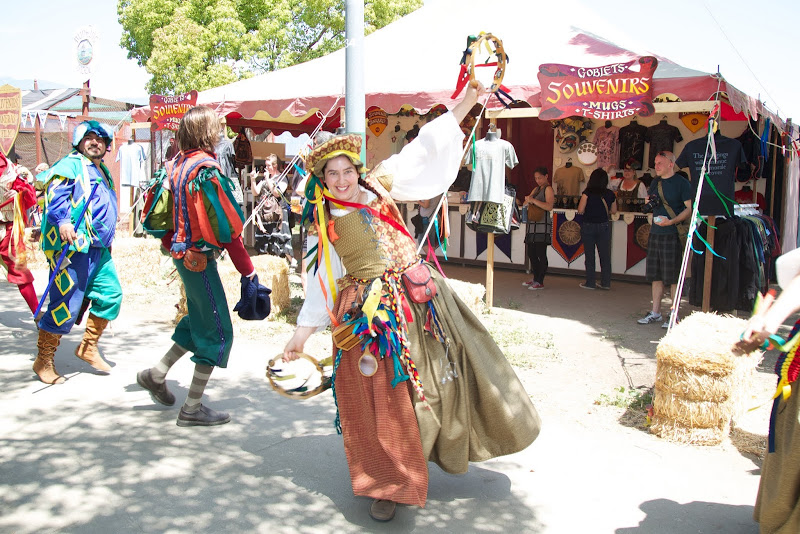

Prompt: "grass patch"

[595,386,653,410]
[485,312,560,367]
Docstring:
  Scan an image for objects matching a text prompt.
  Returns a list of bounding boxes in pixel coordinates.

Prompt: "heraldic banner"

[551,212,584,265]
[0,85,22,156]
[626,215,651,271]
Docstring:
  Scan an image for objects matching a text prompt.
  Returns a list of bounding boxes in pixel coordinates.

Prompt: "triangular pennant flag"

[21,111,29,128]
[37,111,48,127]
[58,113,67,130]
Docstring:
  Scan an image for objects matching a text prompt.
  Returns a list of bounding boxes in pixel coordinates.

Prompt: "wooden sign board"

[251,141,285,162]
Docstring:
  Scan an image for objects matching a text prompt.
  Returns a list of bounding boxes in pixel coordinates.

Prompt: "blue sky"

[2,0,798,124]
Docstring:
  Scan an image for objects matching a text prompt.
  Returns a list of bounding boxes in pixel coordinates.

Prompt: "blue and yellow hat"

[72,120,114,149]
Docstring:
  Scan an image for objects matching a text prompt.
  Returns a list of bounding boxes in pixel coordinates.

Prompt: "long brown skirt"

[332,266,541,507]
[754,390,800,533]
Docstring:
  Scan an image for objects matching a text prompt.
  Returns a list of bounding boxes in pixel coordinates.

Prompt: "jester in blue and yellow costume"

[282,83,540,520]
[34,121,121,384]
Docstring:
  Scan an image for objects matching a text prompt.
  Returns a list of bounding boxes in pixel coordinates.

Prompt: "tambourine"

[452,32,510,105]
[266,352,333,400]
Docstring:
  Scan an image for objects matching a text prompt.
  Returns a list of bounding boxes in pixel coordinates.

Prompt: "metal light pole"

[345,0,366,161]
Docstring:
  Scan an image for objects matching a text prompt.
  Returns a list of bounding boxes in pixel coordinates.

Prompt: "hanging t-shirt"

[468,138,518,203]
[676,134,747,216]
[116,142,147,187]
[618,121,648,170]
[593,126,620,169]
[553,165,585,196]
[645,121,683,169]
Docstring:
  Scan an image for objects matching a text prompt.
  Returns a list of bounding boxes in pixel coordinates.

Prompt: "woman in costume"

[136,106,257,427]
[283,82,541,521]
[521,167,554,290]
[743,248,800,533]
[0,153,38,314]
[577,169,617,290]
[615,159,647,212]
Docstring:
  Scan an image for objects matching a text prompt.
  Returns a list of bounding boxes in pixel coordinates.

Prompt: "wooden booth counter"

[402,201,652,282]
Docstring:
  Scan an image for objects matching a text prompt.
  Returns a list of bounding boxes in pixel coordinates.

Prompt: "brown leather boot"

[74,314,112,373]
[33,329,65,384]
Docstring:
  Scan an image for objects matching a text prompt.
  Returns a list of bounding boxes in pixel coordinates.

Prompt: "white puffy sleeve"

[380,112,466,201]
[296,233,345,329]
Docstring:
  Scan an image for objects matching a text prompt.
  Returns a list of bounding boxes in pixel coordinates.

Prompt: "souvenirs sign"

[150,91,198,131]
[74,26,100,77]
[538,57,658,121]
[0,85,21,156]
[367,106,388,137]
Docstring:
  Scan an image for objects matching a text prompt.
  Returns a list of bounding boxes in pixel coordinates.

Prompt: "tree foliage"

[118,0,423,95]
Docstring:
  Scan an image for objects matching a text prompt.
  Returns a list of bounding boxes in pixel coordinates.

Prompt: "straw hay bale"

[655,362,740,403]
[649,416,727,446]
[444,277,486,315]
[652,387,733,428]
[650,311,761,445]
[656,312,758,376]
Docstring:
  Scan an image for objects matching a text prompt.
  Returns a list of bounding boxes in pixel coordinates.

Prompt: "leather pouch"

[402,263,437,303]
[183,248,208,272]
[333,321,361,351]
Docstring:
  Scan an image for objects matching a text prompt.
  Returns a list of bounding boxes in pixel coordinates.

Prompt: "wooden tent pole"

[484,117,499,309]
[701,215,716,312]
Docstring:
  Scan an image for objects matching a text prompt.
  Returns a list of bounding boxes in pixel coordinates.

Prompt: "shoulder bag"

[656,179,690,248]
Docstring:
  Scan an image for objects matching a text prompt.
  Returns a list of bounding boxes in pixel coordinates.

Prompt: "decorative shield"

[576,142,598,165]
[0,84,21,156]
[367,106,388,137]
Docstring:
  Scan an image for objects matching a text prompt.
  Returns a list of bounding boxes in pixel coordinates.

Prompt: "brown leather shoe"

[137,369,176,406]
[369,499,396,522]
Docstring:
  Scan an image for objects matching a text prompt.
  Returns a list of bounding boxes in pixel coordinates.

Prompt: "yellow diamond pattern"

[55,270,74,295]
[46,226,59,247]
[51,302,71,326]
[73,234,88,252]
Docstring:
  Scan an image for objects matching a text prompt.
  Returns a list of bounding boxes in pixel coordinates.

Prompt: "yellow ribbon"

[308,181,338,304]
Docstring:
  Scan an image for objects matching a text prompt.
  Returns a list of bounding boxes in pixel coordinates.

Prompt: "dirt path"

[2,236,790,533]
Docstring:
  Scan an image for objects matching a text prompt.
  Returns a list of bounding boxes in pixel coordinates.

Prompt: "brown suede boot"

[74,314,112,373]
[33,330,65,384]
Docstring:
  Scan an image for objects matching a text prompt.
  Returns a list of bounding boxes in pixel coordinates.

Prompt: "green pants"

[171,256,234,368]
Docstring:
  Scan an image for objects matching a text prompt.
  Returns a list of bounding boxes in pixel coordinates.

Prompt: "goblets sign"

[150,91,199,131]
[0,85,21,156]
[537,57,658,121]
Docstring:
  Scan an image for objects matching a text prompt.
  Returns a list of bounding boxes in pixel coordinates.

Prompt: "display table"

[403,202,652,281]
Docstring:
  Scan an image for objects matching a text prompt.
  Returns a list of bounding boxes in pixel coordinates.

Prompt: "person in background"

[251,154,297,269]
[521,167,554,290]
[416,194,443,248]
[741,248,800,534]
[35,121,122,384]
[577,169,617,290]
[136,106,257,427]
[215,116,244,206]
[637,151,692,328]
[0,153,38,316]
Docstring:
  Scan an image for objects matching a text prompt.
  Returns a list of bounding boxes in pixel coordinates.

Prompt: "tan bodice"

[330,196,419,280]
